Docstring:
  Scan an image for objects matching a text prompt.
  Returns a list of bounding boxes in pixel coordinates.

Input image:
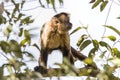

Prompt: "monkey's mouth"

[68,26,72,30]
[67,23,72,30]
[63,26,72,32]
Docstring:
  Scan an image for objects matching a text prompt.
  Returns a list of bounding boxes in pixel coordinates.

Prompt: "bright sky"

[1,0,120,79]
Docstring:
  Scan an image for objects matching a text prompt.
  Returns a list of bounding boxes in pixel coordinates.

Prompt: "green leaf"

[58,0,63,5]
[103,64,116,75]
[20,38,28,46]
[77,34,88,46]
[9,40,22,58]
[9,60,25,71]
[78,67,90,76]
[84,57,94,65]
[4,24,12,36]
[15,13,24,23]
[89,0,96,3]
[24,30,30,40]
[104,25,120,36]
[11,0,16,5]
[92,0,102,9]
[92,39,99,50]
[51,0,56,11]
[108,35,116,41]
[100,1,108,11]
[0,41,10,53]
[108,73,120,80]
[107,57,115,61]
[0,67,3,80]
[19,28,23,37]
[70,27,81,35]
[80,40,92,51]
[20,16,34,25]
[117,16,120,19]
[46,0,50,4]
[112,48,120,58]
[9,40,21,52]
[12,4,19,18]
[5,10,10,18]
[89,48,97,57]
[21,1,25,9]
[99,41,112,53]
[0,15,6,24]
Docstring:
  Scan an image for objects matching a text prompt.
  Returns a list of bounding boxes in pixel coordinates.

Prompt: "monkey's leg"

[34,49,48,74]
[40,49,48,67]
[69,53,74,64]
[61,47,74,64]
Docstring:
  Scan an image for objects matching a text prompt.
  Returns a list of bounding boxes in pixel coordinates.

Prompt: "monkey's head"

[51,12,72,34]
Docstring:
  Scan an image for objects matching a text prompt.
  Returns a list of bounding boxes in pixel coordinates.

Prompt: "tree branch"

[71,46,87,61]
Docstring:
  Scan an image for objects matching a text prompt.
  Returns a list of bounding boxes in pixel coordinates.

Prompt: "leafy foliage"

[39,0,63,11]
[0,0,120,80]
[0,1,41,80]
[90,0,108,12]
[104,25,120,36]
[70,24,120,79]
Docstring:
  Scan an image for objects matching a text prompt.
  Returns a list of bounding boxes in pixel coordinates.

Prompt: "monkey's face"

[53,12,72,34]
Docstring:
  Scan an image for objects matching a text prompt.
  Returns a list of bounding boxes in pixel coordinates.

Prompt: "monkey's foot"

[34,66,47,74]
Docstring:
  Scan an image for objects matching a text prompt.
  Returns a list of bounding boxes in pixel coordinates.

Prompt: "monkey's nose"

[68,23,72,30]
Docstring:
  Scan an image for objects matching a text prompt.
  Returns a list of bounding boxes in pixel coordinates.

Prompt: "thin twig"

[102,0,113,39]
[110,0,120,6]
[0,51,10,60]
[112,38,120,47]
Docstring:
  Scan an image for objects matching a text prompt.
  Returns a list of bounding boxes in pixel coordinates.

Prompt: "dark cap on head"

[53,12,69,18]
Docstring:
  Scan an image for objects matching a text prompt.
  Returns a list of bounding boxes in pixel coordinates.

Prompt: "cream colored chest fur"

[41,24,70,49]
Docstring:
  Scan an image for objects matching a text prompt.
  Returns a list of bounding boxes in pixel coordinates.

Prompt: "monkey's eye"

[55,21,59,24]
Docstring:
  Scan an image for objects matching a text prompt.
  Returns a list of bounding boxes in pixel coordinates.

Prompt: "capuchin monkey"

[34,12,74,73]
[34,12,90,74]
[40,12,74,66]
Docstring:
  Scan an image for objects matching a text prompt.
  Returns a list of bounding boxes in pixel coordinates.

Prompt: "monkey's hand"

[34,65,47,74]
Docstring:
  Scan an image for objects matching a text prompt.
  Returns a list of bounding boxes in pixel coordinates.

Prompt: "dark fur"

[34,13,98,74]
[39,12,74,70]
